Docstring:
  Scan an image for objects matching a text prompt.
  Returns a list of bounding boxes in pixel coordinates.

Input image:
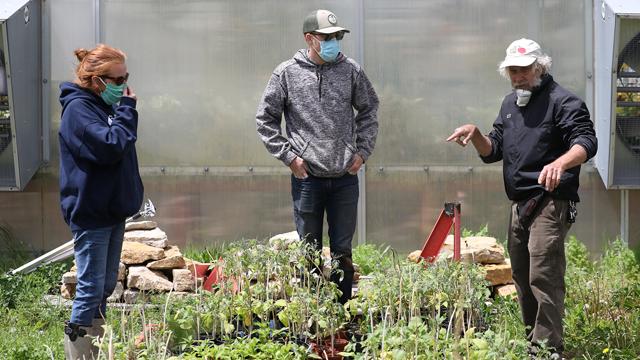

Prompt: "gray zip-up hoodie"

[256,49,379,177]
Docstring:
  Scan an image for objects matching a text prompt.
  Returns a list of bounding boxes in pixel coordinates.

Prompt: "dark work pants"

[508,196,571,352]
[291,173,358,304]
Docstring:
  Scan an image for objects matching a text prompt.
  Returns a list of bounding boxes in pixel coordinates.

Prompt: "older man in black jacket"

[447,38,597,358]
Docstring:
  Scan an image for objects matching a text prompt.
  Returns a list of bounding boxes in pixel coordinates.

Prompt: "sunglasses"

[101,72,129,86]
[312,31,345,41]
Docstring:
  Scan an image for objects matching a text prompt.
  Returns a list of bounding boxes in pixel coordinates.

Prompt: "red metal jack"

[420,202,461,262]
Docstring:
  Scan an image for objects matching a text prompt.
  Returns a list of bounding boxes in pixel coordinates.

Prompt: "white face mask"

[516,89,532,107]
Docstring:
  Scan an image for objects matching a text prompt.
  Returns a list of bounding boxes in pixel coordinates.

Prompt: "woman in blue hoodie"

[58,44,143,359]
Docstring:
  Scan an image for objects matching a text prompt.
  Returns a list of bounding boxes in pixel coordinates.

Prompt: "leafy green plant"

[565,235,593,271]
[352,243,393,275]
[564,238,640,358]
[0,261,68,308]
[0,262,70,359]
[182,242,228,263]
[183,325,308,359]
[3,235,640,359]
[462,224,490,238]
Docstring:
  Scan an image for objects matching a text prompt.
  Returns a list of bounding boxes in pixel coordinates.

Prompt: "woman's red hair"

[73,44,126,90]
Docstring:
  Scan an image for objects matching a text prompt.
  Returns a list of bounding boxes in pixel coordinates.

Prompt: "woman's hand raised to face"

[123,85,136,101]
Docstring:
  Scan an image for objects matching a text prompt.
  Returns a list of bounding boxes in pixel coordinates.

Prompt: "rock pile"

[407,235,516,297]
[60,221,199,303]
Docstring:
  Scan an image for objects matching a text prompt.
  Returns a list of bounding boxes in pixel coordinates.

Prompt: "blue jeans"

[291,173,358,304]
[70,222,125,326]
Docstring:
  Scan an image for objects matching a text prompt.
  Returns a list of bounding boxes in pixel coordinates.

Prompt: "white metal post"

[93,0,100,44]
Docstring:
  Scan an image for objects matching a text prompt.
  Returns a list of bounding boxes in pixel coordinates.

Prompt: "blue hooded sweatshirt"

[58,82,144,231]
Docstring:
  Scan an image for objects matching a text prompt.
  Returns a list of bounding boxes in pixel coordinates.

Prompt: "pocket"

[302,138,357,176]
[528,198,567,257]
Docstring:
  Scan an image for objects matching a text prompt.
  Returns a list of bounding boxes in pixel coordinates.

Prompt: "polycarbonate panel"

[47,0,97,168]
[364,0,587,166]
[139,173,294,247]
[366,165,622,255]
[366,166,510,253]
[100,0,359,167]
[1,0,630,260]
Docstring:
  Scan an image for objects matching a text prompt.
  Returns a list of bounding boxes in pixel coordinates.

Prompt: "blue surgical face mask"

[315,37,340,62]
[98,77,126,105]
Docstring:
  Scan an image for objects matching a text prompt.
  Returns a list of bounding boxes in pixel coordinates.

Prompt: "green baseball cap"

[303,9,350,34]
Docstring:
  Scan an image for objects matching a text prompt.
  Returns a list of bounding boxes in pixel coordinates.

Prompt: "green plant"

[182,242,227,263]
[566,235,593,271]
[3,235,640,358]
[564,238,640,358]
[352,243,393,275]
[462,224,489,238]
[0,261,69,309]
[184,325,308,359]
[0,263,70,359]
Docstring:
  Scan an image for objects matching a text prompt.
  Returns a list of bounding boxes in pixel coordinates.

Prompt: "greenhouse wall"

[0,0,637,257]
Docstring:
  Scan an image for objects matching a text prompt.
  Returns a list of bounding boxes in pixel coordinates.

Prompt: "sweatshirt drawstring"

[316,67,323,101]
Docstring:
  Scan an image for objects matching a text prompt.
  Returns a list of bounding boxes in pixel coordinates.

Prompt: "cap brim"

[314,26,350,34]
[500,55,536,68]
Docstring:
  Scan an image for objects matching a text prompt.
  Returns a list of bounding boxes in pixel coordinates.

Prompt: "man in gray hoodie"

[256,9,379,304]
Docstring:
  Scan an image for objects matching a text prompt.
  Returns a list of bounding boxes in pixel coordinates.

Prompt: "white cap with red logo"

[499,38,542,68]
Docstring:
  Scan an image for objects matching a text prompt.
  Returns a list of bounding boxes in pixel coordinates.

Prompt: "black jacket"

[480,75,597,202]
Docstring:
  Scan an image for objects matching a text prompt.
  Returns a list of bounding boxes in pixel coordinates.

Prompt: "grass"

[0,261,69,360]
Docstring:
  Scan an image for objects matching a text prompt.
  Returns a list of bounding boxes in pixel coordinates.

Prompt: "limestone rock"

[123,289,142,304]
[62,271,77,284]
[269,231,300,249]
[442,235,505,264]
[441,247,505,264]
[127,266,173,291]
[107,282,124,302]
[483,260,513,286]
[125,220,158,232]
[124,228,169,248]
[118,262,126,281]
[61,283,76,299]
[173,269,195,292]
[147,246,185,270]
[444,235,498,249]
[120,241,165,265]
[407,250,423,263]
[495,284,518,298]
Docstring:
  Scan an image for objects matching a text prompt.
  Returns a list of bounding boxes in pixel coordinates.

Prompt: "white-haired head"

[497,38,552,79]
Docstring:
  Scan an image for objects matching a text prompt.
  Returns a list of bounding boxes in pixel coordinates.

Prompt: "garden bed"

[1,236,639,359]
